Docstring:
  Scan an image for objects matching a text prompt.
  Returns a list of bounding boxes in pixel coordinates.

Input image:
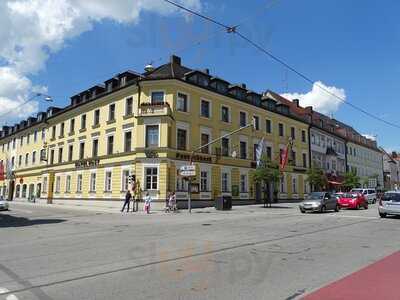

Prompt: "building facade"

[0,55,311,205]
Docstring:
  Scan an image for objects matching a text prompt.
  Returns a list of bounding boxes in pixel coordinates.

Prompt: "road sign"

[179,165,196,177]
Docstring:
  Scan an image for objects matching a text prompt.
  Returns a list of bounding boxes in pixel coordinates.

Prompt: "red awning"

[328,180,342,185]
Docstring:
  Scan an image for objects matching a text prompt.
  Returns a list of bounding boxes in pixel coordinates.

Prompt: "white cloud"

[0,0,201,124]
[281,81,346,115]
[362,134,377,141]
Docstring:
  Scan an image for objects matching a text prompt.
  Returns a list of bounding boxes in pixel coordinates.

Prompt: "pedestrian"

[131,181,137,212]
[121,190,132,213]
[165,191,171,212]
[144,192,152,214]
[169,192,177,212]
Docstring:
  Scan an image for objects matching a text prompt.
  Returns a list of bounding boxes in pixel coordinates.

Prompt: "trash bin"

[215,196,232,210]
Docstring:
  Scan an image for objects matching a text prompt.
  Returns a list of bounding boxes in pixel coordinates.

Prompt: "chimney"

[293,99,300,107]
[240,83,247,89]
[203,68,209,75]
[170,55,181,65]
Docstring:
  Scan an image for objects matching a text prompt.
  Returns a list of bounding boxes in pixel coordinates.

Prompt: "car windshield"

[382,193,400,202]
[307,192,325,200]
[342,193,357,198]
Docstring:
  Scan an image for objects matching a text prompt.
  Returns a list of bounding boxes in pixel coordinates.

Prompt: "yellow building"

[0,55,310,206]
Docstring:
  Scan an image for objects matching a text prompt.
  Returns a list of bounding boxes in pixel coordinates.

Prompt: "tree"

[306,167,328,192]
[343,172,360,191]
[251,154,281,207]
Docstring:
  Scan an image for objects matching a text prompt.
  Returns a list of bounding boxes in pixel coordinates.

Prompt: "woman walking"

[144,192,152,214]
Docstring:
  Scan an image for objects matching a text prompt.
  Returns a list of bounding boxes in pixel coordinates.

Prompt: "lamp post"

[185,120,256,213]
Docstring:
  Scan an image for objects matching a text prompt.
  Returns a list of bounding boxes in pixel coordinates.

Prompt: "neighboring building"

[381,149,399,190]
[0,55,311,204]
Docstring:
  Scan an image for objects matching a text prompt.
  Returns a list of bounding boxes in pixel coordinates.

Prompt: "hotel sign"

[176,152,212,163]
[75,159,100,169]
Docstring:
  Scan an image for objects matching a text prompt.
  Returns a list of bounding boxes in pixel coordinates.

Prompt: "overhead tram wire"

[161,0,400,130]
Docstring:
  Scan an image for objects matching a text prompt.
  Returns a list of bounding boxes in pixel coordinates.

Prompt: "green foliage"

[251,154,281,188]
[343,172,360,190]
[306,167,328,191]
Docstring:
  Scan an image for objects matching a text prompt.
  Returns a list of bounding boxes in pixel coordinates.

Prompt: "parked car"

[338,192,368,209]
[0,198,9,211]
[299,192,340,213]
[378,191,400,218]
[350,188,377,204]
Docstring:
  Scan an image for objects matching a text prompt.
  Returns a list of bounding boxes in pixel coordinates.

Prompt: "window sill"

[103,191,112,193]
[106,120,116,125]
[68,132,75,136]
[50,138,56,142]
[123,114,134,120]
[79,128,86,133]
[89,191,96,194]
[177,110,189,114]
[58,135,64,139]
[92,124,100,129]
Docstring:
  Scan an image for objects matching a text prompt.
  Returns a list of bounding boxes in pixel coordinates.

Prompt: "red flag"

[280,147,289,171]
[0,161,4,181]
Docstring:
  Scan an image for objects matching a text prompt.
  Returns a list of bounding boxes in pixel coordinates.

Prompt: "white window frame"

[150,90,165,105]
[176,122,189,151]
[55,176,61,193]
[104,169,112,192]
[239,111,248,127]
[266,118,272,134]
[220,104,231,123]
[121,168,131,192]
[65,174,71,193]
[77,173,83,193]
[144,165,159,191]
[200,126,212,154]
[145,124,160,148]
[90,171,97,192]
[240,173,248,193]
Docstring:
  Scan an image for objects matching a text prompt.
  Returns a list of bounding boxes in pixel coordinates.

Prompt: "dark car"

[299,192,340,213]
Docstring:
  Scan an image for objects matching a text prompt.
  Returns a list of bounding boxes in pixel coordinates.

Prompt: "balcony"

[138,102,172,118]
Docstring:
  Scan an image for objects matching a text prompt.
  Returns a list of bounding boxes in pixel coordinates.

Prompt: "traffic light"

[128,175,135,185]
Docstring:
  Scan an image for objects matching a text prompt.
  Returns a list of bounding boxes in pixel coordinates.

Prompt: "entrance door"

[255,183,262,203]
[36,183,41,198]
[28,184,35,201]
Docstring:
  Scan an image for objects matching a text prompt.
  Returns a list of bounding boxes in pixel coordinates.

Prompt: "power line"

[161,0,400,130]
[161,0,230,30]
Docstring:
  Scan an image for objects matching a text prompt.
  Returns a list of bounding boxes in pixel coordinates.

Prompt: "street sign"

[179,165,196,177]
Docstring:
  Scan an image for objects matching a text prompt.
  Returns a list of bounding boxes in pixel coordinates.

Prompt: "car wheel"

[320,205,326,213]
[379,212,387,218]
[364,204,368,209]
[373,199,376,204]
[356,204,360,210]
[335,204,340,212]
[300,209,305,214]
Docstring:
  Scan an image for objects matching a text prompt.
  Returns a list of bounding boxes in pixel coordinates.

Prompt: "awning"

[328,180,342,185]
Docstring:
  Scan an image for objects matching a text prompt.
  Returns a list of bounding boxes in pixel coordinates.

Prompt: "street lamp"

[0,93,53,120]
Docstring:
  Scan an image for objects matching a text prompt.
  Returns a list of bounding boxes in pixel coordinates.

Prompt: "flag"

[256,137,265,167]
[0,161,4,181]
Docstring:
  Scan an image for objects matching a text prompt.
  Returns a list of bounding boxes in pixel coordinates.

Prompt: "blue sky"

[1,0,399,150]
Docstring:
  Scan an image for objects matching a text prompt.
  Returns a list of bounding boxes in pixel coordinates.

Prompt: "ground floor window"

[280,176,285,193]
[105,171,112,192]
[55,176,61,193]
[221,172,229,192]
[15,184,20,198]
[43,177,48,194]
[65,175,71,192]
[176,175,188,192]
[90,173,96,192]
[292,177,297,194]
[77,174,83,193]
[240,174,247,193]
[200,171,209,192]
[22,184,27,198]
[145,167,158,190]
[122,170,130,191]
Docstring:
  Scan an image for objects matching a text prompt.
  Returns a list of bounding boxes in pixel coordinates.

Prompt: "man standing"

[121,190,132,213]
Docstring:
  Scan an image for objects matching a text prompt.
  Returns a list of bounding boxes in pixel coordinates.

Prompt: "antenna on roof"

[144,61,154,73]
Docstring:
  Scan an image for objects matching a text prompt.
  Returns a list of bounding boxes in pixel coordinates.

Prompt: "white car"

[351,188,376,204]
[379,191,400,218]
[0,198,9,211]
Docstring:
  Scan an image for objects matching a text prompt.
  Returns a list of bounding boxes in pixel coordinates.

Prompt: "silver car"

[299,192,340,213]
[0,198,9,211]
[378,191,400,218]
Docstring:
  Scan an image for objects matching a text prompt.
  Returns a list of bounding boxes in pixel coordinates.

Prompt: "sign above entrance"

[179,165,196,177]
[75,159,100,169]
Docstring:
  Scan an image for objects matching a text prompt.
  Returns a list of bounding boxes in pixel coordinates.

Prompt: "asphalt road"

[0,202,399,300]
